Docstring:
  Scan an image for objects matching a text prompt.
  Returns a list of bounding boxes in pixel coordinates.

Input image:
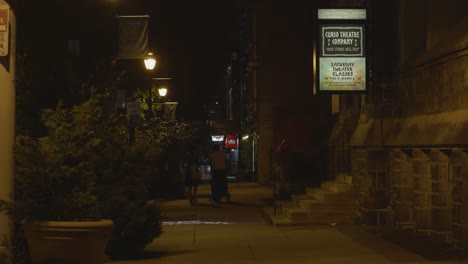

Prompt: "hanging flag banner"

[0,6,9,57]
[317,9,367,92]
[117,15,149,59]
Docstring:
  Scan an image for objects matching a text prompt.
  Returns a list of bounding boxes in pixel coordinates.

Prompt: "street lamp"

[144,52,156,70]
[153,78,171,99]
[144,52,156,119]
[158,87,168,97]
[152,78,172,118]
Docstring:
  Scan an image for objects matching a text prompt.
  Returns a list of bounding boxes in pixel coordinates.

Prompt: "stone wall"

[389,149,413,227]
[430,150,452,243]
[412,149,433,234]
[352,148,368,219]
[399,55,468,116]
[355,148,468,249]
[451,150,468,249]
[350,0,468,251]
[352,149,388,225]
[397,0,468,116]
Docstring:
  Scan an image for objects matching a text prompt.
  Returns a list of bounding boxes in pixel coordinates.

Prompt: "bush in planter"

[2,93,164,261]
[97,112,197,259]
[102,198,162,259]
[93,125,163,259]
[13,98,102,221]
[0,97,112,264]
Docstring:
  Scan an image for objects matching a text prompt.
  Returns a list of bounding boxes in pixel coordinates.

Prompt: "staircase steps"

[306,188,353,202]
[283,207,355,223]
[336,174,353,184]
[263,175,357,226]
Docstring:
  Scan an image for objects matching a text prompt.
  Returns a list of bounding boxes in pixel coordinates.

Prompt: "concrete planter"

[23,219,113,264]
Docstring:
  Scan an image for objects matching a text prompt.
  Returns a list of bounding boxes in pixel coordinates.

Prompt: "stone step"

[273,200,296,214]
[306,188,353,202]
[263,207,347,226]
[296,198,356,211]
[283,207,355,223]
[336,174,353,184]
[321,181,353,193]
[262,207,295,226]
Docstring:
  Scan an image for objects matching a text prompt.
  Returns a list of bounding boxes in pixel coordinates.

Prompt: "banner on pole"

[117,15,149,59]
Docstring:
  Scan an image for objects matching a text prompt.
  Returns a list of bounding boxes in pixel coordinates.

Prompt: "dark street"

[1,0,468,263]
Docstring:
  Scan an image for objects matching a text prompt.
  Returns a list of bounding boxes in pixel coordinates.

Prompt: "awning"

[350,109,468,148]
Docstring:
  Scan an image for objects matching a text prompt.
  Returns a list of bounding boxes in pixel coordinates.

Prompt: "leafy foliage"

[137,117,193,148]
[14,97,103,221]
[2,91,206,260]
[8,48,205,259]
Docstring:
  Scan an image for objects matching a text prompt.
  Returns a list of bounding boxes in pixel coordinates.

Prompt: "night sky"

[16,0,242,120]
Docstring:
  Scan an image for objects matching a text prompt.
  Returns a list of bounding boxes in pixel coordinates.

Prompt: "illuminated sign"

[321,26,364,56]
[224,135,238,149]
[211,135,224,142]
[0,6,8,56]
[317,9,367,92]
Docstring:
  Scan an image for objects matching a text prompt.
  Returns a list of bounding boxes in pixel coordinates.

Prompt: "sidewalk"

[109,182,468,264]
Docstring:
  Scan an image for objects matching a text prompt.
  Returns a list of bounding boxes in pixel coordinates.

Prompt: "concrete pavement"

[109,181,468,264]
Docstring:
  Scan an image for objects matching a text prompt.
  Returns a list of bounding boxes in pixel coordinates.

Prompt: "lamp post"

[128,52,156,144]
[144,52,156,119]
[153,77,171,118]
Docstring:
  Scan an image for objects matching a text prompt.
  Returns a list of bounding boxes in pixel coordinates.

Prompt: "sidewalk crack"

[248,244,257,260]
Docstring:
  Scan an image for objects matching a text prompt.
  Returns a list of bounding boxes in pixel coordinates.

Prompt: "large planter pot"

[22,219,113,264]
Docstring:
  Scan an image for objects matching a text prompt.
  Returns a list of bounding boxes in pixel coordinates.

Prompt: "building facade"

[349,0,468,248]
[243,0,333,187]
[240,0,468,249]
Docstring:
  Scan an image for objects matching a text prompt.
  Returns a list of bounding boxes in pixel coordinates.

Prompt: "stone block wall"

[451,150,468,249]
[351,149,388,225]
[356,148,468,249]
[352,149,368,207]
[398,26,468,116]
[389,149,413,227]
[430,150,452,243]
[412,149,433,233]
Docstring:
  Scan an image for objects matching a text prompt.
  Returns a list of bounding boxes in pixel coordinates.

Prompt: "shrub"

[3,93,164,261]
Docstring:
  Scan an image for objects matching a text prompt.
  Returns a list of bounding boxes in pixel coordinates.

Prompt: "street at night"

[0,0,468,263]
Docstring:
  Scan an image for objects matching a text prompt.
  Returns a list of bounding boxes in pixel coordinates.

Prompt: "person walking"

[183,152,201,205]
[208,144,228,202]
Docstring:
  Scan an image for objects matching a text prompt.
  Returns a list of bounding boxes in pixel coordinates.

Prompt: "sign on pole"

[126,101,140,127]
[316,9,367,92]
[126,101,140,117]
